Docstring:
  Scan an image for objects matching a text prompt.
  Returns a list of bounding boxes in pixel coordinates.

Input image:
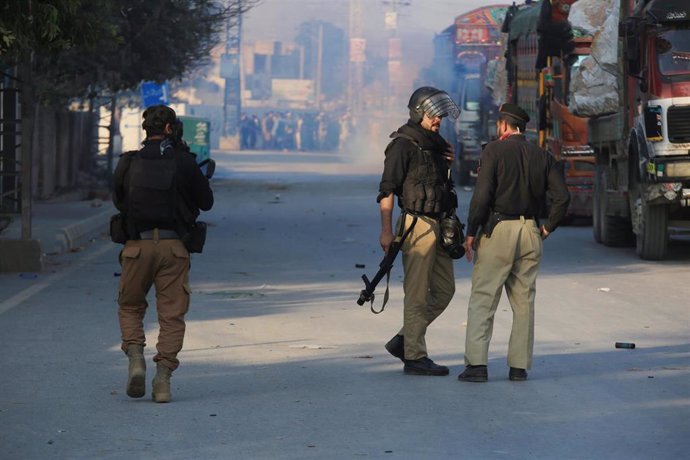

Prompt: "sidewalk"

[0,194,114,272]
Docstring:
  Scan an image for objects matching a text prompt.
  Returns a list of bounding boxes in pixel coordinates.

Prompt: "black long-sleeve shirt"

[466,134,570,236]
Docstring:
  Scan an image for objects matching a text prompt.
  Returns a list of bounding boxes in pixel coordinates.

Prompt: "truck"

[430,5,509,185]
[586,0,690,259]
[501,0,596,219]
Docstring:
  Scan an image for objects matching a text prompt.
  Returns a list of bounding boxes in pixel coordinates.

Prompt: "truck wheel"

[592,167,603,243]
[635,201,668,260]
[599,167,634,247]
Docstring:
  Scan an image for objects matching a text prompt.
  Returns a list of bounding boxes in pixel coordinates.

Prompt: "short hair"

[498,113,526,133]
[142,105,176,135]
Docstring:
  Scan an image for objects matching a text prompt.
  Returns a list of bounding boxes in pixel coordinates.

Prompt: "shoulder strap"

[389,132,423,152]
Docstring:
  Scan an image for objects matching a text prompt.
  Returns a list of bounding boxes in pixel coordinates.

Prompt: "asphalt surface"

[0,150,688,459]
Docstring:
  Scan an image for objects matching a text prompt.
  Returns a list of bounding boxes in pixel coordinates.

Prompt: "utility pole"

[315,22,324,109]
[348,0,364,116]
[383,0,410,110]
[220,0,243,149]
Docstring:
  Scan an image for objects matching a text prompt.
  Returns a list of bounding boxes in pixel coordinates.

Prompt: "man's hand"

[464,235,475,262]
[444,145,455,164]
[380,230,395,254]
[541,225,550,240]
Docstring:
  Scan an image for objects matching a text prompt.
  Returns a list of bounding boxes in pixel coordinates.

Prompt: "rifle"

[357,214,417,313]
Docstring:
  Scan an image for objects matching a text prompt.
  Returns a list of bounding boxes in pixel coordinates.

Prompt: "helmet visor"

[420,92,460,119]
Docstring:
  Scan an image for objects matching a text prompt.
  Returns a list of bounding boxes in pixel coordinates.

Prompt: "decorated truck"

[501,0,596,218]
[431,5,509,185]
[581,0,690,259]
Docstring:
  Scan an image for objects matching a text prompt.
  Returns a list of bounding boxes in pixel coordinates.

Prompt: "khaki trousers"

[399,214,455,360]
[465,218,542,369]
[118,239,191,371]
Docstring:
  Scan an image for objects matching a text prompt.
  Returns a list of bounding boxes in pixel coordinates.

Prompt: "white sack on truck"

[569,0,621,117]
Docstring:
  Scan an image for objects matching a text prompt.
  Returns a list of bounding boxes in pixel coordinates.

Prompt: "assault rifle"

[357,215,417,313]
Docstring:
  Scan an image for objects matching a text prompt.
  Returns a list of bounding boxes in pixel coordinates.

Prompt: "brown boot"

[125,345,146,398]
[152,363,173,403]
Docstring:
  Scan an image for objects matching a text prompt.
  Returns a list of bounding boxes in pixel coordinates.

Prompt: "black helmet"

[408,86,460,123]
[142,105,177,134]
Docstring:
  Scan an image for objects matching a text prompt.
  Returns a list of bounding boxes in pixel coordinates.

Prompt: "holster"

[482,212,500,238]
[182,221,207,253]
[109,213,128,244]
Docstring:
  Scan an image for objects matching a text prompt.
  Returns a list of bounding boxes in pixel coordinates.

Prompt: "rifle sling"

[370,212,418,314]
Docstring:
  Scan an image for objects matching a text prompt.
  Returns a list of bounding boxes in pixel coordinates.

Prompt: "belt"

[495,213,535,221]
[139,229,179,240]
[405,210,444,219]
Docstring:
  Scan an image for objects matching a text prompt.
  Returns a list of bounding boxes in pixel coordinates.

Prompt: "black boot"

[384,334,405,362]
[458,365,488,382]
[404,357,449,376]
[509,367,528,381]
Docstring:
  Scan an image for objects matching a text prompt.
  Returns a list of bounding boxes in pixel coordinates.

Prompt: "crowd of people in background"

[239,111,352,152]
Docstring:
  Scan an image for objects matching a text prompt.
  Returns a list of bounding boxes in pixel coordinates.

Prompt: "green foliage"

[1,0,256,103]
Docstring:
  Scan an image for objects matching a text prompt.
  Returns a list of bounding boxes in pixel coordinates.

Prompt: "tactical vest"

[126,148,178,231]
[386,132,453,215]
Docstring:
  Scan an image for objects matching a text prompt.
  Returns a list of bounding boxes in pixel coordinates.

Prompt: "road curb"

[52,209,113,255]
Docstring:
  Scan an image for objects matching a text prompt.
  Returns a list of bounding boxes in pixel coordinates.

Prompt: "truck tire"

[592,166,603,243]
[598,166,634,247]
[635,200,668,260]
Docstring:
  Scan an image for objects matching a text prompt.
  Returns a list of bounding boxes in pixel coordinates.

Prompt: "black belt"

[495,213,535,221]
[139,229,179,240]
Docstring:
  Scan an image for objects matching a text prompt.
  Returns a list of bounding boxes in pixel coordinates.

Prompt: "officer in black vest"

[378,86,460,376]
[112,105,213,402]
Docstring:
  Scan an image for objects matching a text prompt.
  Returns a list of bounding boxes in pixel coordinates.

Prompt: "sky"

[241,0,492,68]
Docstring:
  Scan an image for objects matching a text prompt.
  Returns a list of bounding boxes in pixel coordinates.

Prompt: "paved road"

[1,150,688,459]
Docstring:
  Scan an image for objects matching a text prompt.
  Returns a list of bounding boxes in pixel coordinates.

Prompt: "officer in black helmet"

[377,86,461,376]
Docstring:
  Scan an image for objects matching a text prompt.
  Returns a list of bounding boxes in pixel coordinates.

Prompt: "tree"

[0,0,255,239]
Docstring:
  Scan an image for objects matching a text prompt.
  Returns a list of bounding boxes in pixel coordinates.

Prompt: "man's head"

[496,103,529,137]
[408,86,460,132]
[142,105,177,137]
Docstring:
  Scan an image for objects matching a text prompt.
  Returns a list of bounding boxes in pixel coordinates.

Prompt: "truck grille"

[667,105,690,143]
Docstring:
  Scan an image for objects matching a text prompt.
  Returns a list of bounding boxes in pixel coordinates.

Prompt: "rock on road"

[0,150,688,459]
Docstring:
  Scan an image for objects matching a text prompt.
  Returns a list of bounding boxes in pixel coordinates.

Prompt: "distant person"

[239,113,250,149]
[112,105,214,402]
[249,115,260,149]
[378,86,460,376]
[458,103,570,383]
[261,112,276,149]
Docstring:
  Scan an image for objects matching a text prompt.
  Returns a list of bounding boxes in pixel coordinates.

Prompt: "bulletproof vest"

[387,132,452,215]
[127,148,178,229]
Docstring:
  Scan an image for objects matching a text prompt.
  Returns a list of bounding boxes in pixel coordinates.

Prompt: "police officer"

[458,103,570,383]
[378,86,460,376]
[112,105,214,402]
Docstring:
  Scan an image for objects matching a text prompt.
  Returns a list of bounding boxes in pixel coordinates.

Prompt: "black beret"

[499,103,530,123]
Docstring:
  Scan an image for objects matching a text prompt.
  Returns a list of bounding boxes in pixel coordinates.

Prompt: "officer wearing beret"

[458,103,570,383]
